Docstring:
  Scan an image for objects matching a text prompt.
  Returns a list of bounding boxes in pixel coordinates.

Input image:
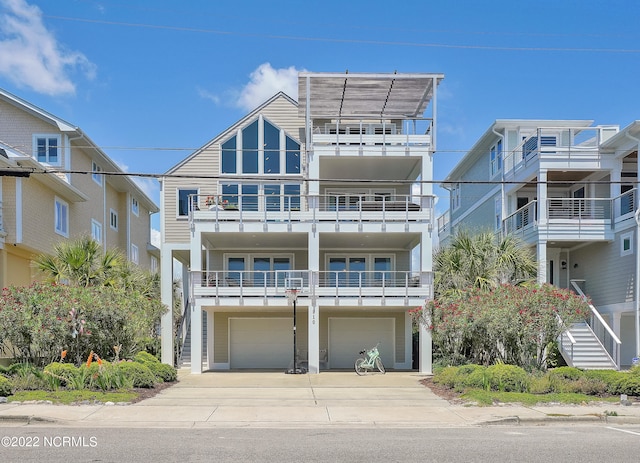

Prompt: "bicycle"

[354,343,386,375]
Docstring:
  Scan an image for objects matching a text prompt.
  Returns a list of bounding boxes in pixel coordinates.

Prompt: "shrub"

[528,374,553,394]
[456,364,487,390]
[117,361,156,388]
[134,351,160,364]
[0,375,12,397]
[148,363,177,383]
[616,374,640,396]
[547,367,583,381]
[584,370,626,394]
[486,364,529,392]
[433,366,459,388]
[81,362,132,391]
[44,362,79,388]
[5,363,50,391]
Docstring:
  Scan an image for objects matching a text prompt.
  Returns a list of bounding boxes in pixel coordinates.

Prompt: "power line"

[43,15,640,54]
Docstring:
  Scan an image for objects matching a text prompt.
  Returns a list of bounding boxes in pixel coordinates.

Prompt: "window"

[178,189,198,216]
[110,209,118,230]
[490,140,503,177]
[326,255,394,287]
[92,161,103,185]
[91,219,102,243]
[621,232,634,257]
[34,135,61,165]
[54,197,69,236]
[220,117,300,176]
[151,256,158,274]
[452,183,461,211]
[220,183,302,212]
[131,197,139,216]
[494,197,502,231]
[131,244,139,264]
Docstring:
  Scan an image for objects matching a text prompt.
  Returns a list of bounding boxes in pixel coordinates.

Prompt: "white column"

[190,225,203,374]
[537,169,548,225]
[418,322,432,374]
[537,240,547,285]
[160,247,174,365]
[206,310,215,370]
[307,231,320,373]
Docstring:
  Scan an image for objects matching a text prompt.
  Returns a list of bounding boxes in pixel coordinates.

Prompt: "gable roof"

[0,88,158,213]
[164,91,298,175]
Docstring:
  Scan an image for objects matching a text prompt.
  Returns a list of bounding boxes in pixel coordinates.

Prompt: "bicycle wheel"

[355,358,367,376]
[375,357,386,374]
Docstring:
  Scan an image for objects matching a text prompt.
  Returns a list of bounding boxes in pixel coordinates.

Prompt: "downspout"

[624,131,640,360]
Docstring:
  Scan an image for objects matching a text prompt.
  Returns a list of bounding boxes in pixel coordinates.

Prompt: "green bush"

[0,375,12,397]
[433,366,459,388]
[584,370,626,394]
[148,363,177,383]
[456,364,487,390]
[117,361,156,388]
[547,367,583,381]
[5,363,50,391]
[616,375,640,396]
[44,362,79,388]
[134,351,160,364]
[528,374,553,394]
[486,364,529,392]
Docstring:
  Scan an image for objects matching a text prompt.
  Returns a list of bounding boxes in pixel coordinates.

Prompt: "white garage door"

[230,318,292,369]
[328,318,394,369]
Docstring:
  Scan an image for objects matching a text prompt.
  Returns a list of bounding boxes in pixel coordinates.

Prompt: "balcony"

[190,193,433,227]
[503,126,617,178]
[191,270,432,301]
[503,189,636,242]
[310,117,432,156]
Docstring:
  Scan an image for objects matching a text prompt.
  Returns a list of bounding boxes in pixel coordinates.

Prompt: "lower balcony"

[190,270,432,301]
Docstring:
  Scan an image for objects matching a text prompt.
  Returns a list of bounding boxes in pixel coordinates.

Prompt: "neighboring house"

[439,119,640,369]
[0,88,160,288]
[160,72,443,373]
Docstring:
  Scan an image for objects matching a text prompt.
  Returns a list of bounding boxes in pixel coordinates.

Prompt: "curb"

[0,415,57,425]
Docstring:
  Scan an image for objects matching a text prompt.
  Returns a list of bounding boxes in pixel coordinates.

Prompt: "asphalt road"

[1,425,639,462]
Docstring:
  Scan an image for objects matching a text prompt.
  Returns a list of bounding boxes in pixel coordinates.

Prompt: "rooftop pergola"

[298,72,444,119]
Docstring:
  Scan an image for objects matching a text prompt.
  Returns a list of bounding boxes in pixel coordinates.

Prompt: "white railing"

[503,126,605,176]
[191,269,432,299]
[437,210,450,236]
[613,188,636,218]
[546,197,611,221]
[503,200,537,236]
[570,280,621,369]
[189,193,433,225]
[0,199,3,233]
[311,117,433,148]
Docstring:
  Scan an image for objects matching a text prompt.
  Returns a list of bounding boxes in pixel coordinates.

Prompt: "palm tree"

[34,235,155,294]
[434,230,537,300]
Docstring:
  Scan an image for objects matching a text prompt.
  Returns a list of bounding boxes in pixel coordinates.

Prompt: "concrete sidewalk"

[1,370,640,428]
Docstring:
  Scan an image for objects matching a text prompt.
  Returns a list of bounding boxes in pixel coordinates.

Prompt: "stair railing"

[570,280,621,369]
[174,296,191,368]
[557,316,576,365]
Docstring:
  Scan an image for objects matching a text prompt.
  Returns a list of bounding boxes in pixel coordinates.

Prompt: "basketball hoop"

[285,288,299,304]
[284,285,306,374]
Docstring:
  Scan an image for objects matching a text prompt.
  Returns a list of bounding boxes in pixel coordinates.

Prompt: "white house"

[159,72,443,373]
[439,119,640,369]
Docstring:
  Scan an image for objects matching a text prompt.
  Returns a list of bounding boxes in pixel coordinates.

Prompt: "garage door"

[230,318,292,369]
[328,318,394,369]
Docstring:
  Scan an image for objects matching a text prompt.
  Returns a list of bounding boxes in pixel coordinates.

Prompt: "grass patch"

[461,389,620,406]
[8,390,138,405]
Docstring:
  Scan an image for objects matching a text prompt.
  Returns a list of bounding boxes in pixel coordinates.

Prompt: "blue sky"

[1,0,639,237]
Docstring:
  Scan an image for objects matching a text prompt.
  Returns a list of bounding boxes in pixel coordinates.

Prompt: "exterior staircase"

[559,321,617,370]
[177,311,207,367]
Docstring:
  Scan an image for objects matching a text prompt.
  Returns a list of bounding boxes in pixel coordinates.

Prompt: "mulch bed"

[420,377,465,404]
[129,380,176,403]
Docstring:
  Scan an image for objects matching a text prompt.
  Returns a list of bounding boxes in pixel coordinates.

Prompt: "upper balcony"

[189,193,434,229]
[309,117,432,157]
[503,188,637,243]
[503,126,619,179]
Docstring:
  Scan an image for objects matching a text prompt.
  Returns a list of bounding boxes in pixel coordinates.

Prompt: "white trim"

[621,231,634,257]
[91,219,102,244]
[15,178,22,243]
[92,161,103,186]
[131,243,139,264]
[54,196,69,237]
[109,208,118,231]
[33,133,62,166]
[176,187,199,218]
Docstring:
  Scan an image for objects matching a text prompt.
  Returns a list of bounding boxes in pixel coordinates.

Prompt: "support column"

[537,169,548,225]
[160,247,174,366]
[419,229,433,374]
[537,239,547,285]
[307,231,320,373]
[418,322,432,374]
[190,225,203,374]
[206,310,215,370]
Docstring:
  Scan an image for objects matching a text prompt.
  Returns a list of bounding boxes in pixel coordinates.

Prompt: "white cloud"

[0,0,96,95]
[236,63,304,111]
[197,86,220,105]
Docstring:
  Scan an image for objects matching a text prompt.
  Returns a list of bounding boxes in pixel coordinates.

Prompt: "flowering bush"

[0,283,167,366]
[410,284,589,371]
